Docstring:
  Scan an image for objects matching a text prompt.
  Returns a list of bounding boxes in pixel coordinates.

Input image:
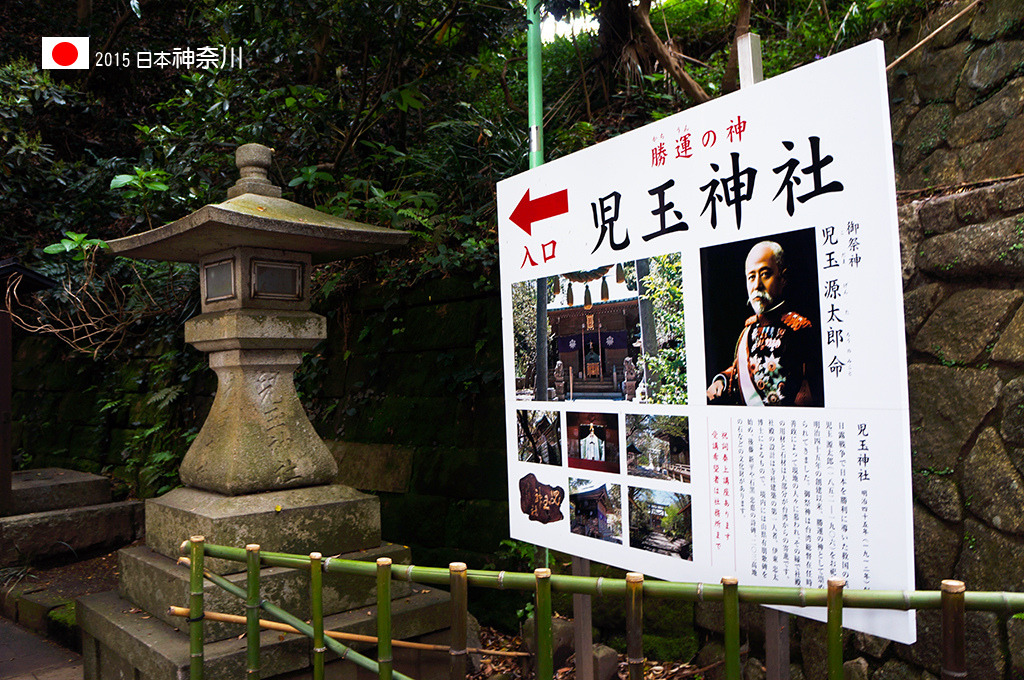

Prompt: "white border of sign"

[497,41,915,644]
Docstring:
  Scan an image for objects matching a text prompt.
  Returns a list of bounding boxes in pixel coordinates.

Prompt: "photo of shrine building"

[569,481,621,544]
[626,414,691,483]
[548,265,641,400]
[566,411,619,474]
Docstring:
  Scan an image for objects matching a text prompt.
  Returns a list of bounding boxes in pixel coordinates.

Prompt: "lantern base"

[182,310,336,496]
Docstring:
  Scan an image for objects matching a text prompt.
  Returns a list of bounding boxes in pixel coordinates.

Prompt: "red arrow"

[510,188,569,236]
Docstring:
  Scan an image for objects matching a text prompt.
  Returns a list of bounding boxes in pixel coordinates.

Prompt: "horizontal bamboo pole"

[186,542,1024,613]
[167,607,529,658]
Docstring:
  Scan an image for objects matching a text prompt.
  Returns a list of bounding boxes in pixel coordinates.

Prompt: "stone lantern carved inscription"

[107,144,408,496]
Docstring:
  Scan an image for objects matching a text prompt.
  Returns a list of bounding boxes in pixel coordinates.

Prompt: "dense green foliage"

[641,253,686,404]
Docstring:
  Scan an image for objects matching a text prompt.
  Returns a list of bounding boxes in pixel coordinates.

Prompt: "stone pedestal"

[145,485,377,574]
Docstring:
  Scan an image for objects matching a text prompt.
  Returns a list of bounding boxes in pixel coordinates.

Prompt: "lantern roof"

[107,144,408,264]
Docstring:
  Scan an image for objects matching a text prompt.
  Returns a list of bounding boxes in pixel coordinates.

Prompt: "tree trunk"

[635,258,658,389]
[77,0,92,26]
[721,0,753,94]
[634,0,710,104]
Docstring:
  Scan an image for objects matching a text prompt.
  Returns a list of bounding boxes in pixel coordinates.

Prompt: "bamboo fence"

[174,538,1024,680]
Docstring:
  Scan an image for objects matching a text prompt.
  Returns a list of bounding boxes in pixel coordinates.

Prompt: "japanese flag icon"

[41,37,90,69]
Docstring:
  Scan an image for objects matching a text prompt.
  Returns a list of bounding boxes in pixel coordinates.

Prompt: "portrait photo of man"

[700,229,824,407]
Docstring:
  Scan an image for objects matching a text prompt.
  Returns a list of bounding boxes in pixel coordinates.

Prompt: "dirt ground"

[6,548,123,601]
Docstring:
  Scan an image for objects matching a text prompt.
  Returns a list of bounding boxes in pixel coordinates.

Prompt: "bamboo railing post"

[185,560,416,680]
[245,544,261,679]
[535,567,554,680]
[826,578,845,680]
[450,562,469,680]
[377,557,394,680]
[626,572,644,680]
[310,552,325,680]
[189,536,205,680]
[941,579,967,679]
[722,577,740,680]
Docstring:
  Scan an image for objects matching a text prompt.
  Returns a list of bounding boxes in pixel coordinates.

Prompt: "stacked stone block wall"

[304,274,509,568]
[887,0,1024,191]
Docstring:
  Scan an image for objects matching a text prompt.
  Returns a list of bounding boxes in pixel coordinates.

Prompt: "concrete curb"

[1,584,80,652]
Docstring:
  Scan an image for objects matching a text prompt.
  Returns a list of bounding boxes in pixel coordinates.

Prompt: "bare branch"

[5,255,194,359]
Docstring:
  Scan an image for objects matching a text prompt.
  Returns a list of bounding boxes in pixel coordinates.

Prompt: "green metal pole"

[189,536,205,680]
[449,562,469,680]
[525,0,544,169]
[722,577,740,680]
[377,558,394,680]
[310,552,325,680]
[826,578,845,680]
[246,544,261,679]
[625,573,644,680]
[535,568,553,680]
[525,0,550,569]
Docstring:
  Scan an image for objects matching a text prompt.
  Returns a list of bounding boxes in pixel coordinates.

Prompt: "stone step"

[5,468,112,517]
[0,500,144,567]
[78,584,454,680]
[117,543,415,643]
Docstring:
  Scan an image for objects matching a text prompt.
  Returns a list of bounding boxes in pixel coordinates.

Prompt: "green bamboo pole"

[310,552,325,680]
[377,558,394,680]
[625,573,644,680]
[722,577,740,680]
[826,578,845,680]
[191,543,1024,613]
[189,536,205,680]
[535,568,553,680]
[941,579,966,679]
[449,562,469,680]
[180,557,415,680]
[245,544,261,679]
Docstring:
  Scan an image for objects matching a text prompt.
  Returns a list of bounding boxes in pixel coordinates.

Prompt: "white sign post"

[498,41,915,643]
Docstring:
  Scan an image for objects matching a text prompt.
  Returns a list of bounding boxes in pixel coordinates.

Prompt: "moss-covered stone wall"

[888,0,1024,191]
[308,274,509,569]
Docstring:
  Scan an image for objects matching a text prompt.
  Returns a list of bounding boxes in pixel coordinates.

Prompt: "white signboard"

[497,41,915,643]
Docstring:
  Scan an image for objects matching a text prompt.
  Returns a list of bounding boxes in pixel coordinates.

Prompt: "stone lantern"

[107,143,407,496]
[78,146,451,680]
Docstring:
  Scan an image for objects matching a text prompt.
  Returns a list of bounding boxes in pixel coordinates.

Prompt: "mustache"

[749,290,774,311]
